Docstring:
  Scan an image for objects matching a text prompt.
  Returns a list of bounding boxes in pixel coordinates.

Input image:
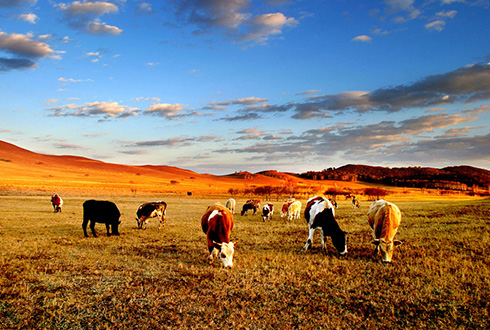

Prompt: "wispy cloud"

[126,135,220,148]
[58,77,94,84]
[215,107,490,166]
[143,103,201,120]
[0,0,36,8]
[287,63,490,119]
[135,2,154,15]
[425,20,446,32]
[46,101,139,119]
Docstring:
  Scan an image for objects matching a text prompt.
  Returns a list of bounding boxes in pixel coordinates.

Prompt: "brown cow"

[367,199,403,263]
[201,204,236,268]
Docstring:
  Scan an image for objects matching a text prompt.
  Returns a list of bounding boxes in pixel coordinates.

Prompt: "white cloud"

[56,1,121,35]
[46,101,139,118]
[58,77,93,84]
[352,35,372,42]
[0,32,53,58]
[242,12,298,44]
[57,1,118,16]
[17,13,38,23]
[173,1,298,45]
[87,20,122,35]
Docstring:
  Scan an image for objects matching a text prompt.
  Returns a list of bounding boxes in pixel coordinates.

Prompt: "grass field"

[0,195,489,329]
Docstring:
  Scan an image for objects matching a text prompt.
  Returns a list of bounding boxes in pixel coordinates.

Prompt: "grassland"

[0,195,489,329]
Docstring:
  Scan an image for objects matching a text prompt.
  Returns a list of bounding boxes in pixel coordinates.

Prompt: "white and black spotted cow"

[262,203,274,222]
[136,201,167,230]
[302,196,348,255]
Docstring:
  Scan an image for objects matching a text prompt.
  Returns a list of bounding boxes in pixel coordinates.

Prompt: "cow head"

[136,217,148,229]
[372,239,403,263]
[213,241,237,268]
[331,231,348,256]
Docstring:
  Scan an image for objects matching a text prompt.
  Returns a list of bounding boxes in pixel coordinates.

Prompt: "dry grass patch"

[0,196,489,329]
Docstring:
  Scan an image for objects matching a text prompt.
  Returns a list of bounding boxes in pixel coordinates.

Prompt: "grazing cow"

[201,204,236,268]
[136,201,167,230]
[352,196,360,208]
[302,196,347,255]
[241,200,260,216]
[51,194,63,213]
[225,198,236,214]
[287,201,302,221]
[262,203,274,222]
[367,199,403,263]
[82,200,121,238]
[280,201,294,218]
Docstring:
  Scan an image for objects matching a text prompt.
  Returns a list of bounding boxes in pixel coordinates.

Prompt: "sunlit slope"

[1,140,368,195]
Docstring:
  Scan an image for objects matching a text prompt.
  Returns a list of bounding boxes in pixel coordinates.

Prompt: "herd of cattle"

[50,193,403,268]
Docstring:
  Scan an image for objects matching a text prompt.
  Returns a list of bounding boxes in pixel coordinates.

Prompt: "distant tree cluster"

[300,165,490,190]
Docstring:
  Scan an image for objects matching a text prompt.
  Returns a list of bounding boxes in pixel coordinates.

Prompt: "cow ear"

[371,240,380,246]
[394,240,403,246]
[233,241,238,248]
[213,241,222,249]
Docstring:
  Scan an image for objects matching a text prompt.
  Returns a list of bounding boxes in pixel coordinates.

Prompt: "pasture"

[0,195,489,329]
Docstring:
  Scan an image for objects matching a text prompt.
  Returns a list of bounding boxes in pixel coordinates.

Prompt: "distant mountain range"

[298,164,490,190]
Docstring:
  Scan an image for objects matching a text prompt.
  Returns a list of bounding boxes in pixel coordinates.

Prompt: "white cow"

[225,198,236,214]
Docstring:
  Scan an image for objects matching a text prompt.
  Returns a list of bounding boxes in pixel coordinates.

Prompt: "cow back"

[201,204,234,243]
[137,201,166,218]
[368,200,401,240]
[83,200,121,222]
[305,196,332,223]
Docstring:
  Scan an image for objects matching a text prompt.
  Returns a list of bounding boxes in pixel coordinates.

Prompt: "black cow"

[302,196,347,255]
[136,201,167,230]
[82,200,121,237]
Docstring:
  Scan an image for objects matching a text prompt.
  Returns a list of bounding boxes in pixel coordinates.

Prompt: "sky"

[1,0,490,175]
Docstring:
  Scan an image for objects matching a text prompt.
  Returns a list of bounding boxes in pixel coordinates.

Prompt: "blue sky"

[1,0,489,175]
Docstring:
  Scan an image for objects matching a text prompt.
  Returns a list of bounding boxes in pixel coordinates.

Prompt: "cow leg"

[208,245,219,264]
[158,214,165,230]
[90,221,98,238]
[319,229,327,255]
[104,223,111,236]
[302,228,316,252]
[82,218,89,237]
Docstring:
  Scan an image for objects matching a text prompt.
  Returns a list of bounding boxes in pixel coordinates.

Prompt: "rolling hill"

[1,140,488,197]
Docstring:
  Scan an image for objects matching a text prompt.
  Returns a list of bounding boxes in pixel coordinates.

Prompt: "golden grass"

[0,195,489,329]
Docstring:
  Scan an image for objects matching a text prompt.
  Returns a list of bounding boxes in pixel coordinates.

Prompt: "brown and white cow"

[303,196,347,255]
[201,204,237,268]
[280,201,293,218]
[241,200,260,216]
[51,194,63,213]
[136,201,167,230]
[367,199,402,263]
[262,203,274,222]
